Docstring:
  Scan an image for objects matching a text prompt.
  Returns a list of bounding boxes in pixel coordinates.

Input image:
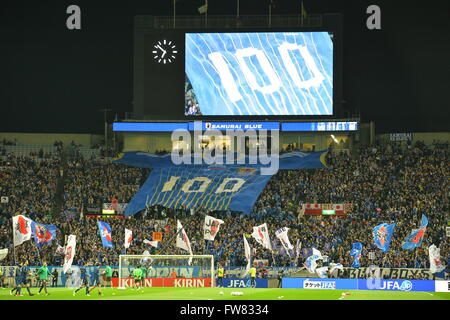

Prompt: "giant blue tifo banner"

[124,167,272,215]
[114,151,328,216]
[112,150,328,170]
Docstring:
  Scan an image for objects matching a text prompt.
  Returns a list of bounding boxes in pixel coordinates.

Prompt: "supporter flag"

[275,227,294,256]
[243,234,252,272]
[304,248,322,273]
[251,223,272,250]
[316,266,328,278]
[124,228,133,249]
[111,196,119,211]
[31,222,57,247]
[372,222,396,252]
[63,235,77,274]
[401,215,428,250]
[97,220,114,249]
[295,240,302,258]
[428,244,446,274]
[141,250,152,264]
[350,242,363,268]
[176,220,193,265]
[55,245,65,255]
[329,263,344,275]
[203,215,224,241]
[12,215,33,247]
[0,248,8,261]
[143,239,159,248]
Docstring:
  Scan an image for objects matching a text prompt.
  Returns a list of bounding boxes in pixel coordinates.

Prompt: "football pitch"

[0,287,449,300]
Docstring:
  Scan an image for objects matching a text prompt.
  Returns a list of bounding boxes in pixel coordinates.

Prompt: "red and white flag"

[63,235,77,274]
[176,220,192,254]
[243,235,251,272]
[143,239,159,248]
[275,227,294,256]
[12,215,33,247]
[203,215,224,241]
[429,244,445,273]
[177,220,193,265]
[251,223,272,250]
[124,228,133,249]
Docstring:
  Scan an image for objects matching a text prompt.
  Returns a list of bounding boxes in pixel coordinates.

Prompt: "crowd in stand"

[0,140,448,276]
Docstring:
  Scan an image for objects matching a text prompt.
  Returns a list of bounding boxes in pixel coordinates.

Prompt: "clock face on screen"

[152,40,178,64]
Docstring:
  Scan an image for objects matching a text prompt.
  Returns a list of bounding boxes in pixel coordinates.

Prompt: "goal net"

[117,254,214,289]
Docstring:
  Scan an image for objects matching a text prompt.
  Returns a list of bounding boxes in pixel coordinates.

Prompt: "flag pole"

[173,0,176,28]
[301,1,304,27]
[12,218,16,266]
[205,0,208,28]
[269,3,272,28]
[237,0,240,18]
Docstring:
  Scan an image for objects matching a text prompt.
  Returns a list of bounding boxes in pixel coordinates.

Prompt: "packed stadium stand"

[1,137,448,281]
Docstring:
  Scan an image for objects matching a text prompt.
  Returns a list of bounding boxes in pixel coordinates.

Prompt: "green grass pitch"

[0,287,449,300]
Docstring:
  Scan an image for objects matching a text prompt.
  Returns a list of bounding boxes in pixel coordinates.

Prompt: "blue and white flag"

[372,223,395,253]
[401,215,428,250]
[30,222,57,247]
[97,220,113,249]
[350,242,363,268]
[304,248,322,273]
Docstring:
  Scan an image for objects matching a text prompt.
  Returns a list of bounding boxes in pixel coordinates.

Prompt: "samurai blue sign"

[188,121,280,131]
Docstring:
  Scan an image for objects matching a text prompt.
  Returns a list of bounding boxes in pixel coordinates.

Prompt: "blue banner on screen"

[358,279,435,292]
[282,121,358,132]
[282,278,358,290]
[222,278,268,288]
[188,121,280,131]
[185,32,333,116]
[124,167,272,216]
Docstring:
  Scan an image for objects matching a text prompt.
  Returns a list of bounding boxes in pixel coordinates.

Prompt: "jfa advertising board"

[221,278,268,288]
[282,278,436,292]
[282,278,357,290]
[357,279,435,292]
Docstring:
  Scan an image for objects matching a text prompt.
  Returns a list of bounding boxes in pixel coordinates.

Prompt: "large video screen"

[185,32,333,117]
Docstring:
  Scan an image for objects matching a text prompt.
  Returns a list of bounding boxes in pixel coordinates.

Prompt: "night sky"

[1,0,449,134]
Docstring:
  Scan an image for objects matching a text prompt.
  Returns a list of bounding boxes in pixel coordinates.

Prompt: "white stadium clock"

[152,39,178,64]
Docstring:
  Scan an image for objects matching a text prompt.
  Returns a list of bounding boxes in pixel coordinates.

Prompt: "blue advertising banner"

[221,278,268,289]
[357,279,435,292]
[282,278,358,290]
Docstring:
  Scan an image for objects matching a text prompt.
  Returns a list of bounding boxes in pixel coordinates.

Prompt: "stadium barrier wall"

[282,278,358,290]
[434,280,450,292]
[282,277,437,292]
[111,277,212,288]
[219,278,268,289]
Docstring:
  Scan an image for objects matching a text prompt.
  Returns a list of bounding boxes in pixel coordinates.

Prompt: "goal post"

[117,254,215,289]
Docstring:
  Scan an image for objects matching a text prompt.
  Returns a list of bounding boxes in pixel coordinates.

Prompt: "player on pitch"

[132,265,143,291]
[36,262,52,295]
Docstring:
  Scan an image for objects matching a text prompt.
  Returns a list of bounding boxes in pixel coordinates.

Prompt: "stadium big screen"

[134,17,342,120]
